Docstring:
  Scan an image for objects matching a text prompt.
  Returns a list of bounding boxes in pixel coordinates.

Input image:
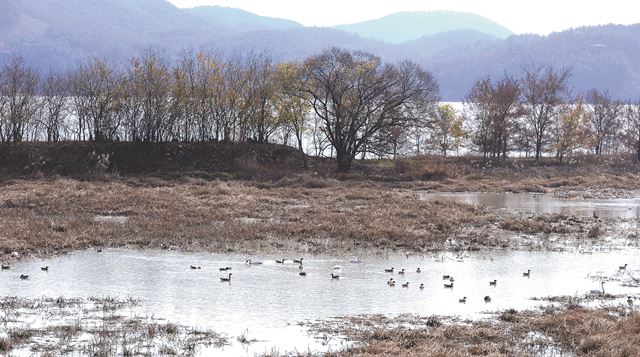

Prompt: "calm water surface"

[420,192,640,218]
[2,248,639,355]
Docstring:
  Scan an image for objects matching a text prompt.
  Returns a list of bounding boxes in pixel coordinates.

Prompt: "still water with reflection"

[2,248,639,355]
[420,191,640,218]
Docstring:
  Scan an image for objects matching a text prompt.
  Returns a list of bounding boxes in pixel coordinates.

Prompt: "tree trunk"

[336,151,352,173]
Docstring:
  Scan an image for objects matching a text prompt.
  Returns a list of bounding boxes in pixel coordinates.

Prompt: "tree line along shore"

[1,47,639,173]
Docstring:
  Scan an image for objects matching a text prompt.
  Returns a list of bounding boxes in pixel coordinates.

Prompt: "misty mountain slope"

[335,11,513,44]
[402,30,500,57]
[424,24,640,100]
[212,27,406,61]
[185,6,302,32]
[0,0,226,70]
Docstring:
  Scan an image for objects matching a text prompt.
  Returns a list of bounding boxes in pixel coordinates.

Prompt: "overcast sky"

[167,0,639,34]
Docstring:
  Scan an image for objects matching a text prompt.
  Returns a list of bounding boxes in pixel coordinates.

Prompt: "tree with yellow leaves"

[551,97,588,161]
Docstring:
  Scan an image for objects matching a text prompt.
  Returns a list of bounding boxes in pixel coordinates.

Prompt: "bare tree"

[69,58,122,141]
[0,57,40,142]
[585,89,623,155]
[39,72,69,142]
[625,101,640,159]
[520,64,571,159]
[295,48,438,172]
[465,75,521,161]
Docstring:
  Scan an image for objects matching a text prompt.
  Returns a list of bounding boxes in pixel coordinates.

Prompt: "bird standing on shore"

[588,282,605,296]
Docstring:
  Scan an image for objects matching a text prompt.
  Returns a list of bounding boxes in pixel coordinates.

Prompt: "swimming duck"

[619,264,628,271]
[276,259,285,264]
[442,275,450,280]
[388,280,396,287]
[401,282,410,288]
[459,297,467,303]
[419,283,424,289]
[333,265,342,270]
[444,282,454,289]
[299,271,307,276]
[350,257,362,264]
[220,273,232,282]
[384,267,394,273]
[96,249,102,253]
[398,269,405,275]
[416,268,421,273]
[489,280,497,286]
[219,267,232,271]
[293,258,304,264]
[245,259,263,265]
[41,266,49,271]
[190,266,201,270]
[449,277,454,282]
[484,296,492,303]
[331,273,340,279]
[1,265,9,270]
[20,274,29,280]
[523,269,531,278]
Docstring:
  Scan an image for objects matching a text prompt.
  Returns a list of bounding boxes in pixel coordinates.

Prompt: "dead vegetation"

[0,178,504,259]
[306,303,640,357]
[0,176,633,260]
[0,296,227,355]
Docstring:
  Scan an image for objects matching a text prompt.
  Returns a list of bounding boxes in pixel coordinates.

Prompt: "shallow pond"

[420,192,640,218]
[2,249,639,355]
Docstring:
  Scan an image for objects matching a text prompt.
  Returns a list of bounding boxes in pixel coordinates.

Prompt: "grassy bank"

[2,142,640,197]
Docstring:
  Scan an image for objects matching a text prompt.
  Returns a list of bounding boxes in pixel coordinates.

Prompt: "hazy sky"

[167,0,639,34]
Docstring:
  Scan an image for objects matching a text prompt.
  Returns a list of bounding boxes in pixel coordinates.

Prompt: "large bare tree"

[295,48,439,172]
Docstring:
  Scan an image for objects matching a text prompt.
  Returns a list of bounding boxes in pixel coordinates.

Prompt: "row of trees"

[1,49,639,171]
[461,66,640,161]
[0,48,439,171]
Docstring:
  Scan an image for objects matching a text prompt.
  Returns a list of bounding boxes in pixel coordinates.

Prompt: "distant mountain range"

[335,11,513,43]
[185,6,302,32]
[0,0,638,101]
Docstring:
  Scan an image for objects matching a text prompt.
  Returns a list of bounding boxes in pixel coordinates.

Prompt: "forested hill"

[0,0,638,100]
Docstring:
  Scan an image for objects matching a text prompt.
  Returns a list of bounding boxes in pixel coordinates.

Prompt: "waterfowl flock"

[4,253,637,311]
